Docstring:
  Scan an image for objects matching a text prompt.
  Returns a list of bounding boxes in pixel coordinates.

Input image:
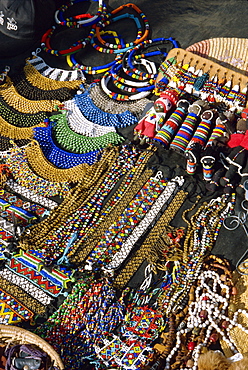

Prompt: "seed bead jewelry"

[33,126,102,168]
[70,87,138,127]
[27,50,86,82]
[12,73,75,102]
[19,146,120,248]
[54,0,108,28]
[50,111,124,154]
[64,100,117,136]
[0,114,46,140]
[0,76,60,114]
[24,61,83,89]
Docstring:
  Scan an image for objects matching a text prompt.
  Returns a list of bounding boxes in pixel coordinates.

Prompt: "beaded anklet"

[50,111,124,153]
[24,61,83,90]
[64,99,117,136]
[0,76,60,114]
[27,50,86,82]
[12,73,75,102]
[71,88,138,127]
[0,97,48,127]
[4,144,71,198]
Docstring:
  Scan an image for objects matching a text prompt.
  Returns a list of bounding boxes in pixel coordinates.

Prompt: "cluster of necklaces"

[0,1,248,370]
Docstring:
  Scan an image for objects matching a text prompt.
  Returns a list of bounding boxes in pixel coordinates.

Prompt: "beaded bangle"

[71,87,138,127]
[94,3,150,52]
[51,111,124,153]
[54,0,108,28]
[63,100,117,136]
[123,37,179,80]
[27,50,86,82]
[33,126,102,168]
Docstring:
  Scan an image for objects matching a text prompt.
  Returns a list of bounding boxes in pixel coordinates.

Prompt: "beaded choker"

[50,111,124,153]
[27,50,86,82]
[0,76,60,114]
[4,144,71,198]
[71,87,138,127]
[33,125,102,168]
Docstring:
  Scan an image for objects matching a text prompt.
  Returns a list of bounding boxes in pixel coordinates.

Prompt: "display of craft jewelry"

[0,1,248,369]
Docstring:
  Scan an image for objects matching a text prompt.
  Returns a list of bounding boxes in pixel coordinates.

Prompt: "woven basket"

[186,37,248,76]
[0,324,64,369]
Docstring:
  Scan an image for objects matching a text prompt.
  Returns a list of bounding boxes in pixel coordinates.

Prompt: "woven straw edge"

[0,325,64,369]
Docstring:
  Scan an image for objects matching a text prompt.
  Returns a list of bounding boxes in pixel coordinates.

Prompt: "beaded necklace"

[12,73,75,102]
[24,61,83,90]
[27,50,86,82]
[89,81,150,117]
[21,145,141,265]
[33,125,102,168]
[0,76,60,114]
[70,87,138,127]
[0,97,48,127]
[4,144,71,198]
[0,114,46,140]
[55,0,108,28]
[63,99,117,136]
[50,111,124,153]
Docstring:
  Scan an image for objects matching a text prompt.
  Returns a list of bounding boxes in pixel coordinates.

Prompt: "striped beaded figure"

[153,99,189,148]
[185,110,213,175]
[133,89,178,145]
[169,100,205,153]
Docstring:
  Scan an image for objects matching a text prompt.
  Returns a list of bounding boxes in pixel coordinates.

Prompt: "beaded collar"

[33,125,102,168]
[4,144,71,198]
[71,87,138,127]
[0,114,46,140]
[27,50,86,82]
[50,111,124,154]
[63,99,117,136]
[0,76,60,114]
[0,97,48,128]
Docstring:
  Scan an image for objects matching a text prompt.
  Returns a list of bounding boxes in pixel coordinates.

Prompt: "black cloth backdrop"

[0,0,248,280]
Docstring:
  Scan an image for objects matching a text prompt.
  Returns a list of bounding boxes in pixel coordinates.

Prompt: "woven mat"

[220,267,248,357]
[186,37,248,76]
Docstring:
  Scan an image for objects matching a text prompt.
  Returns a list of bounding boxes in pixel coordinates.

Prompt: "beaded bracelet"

[94,3,150,52]
[54,0,108,28]
[27,50,86,82]
[0,287,34,324]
